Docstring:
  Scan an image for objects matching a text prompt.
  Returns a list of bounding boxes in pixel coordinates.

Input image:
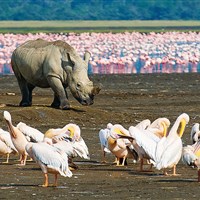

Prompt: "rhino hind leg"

[27,83,35,104]
[17,77,33,107]
[19,85,34,107]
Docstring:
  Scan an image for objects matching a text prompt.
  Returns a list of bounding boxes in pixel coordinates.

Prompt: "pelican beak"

[179,119,187,138]
[161,121,168,137]
[68,128,75,138]
[117,134,134,141]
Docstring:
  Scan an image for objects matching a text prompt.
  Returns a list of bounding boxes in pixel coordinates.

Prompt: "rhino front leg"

[47,76,70,110]
[51,94,60,109]
[51,87,69,108]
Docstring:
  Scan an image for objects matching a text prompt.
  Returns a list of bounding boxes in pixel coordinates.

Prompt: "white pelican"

[44,123,81,141]
[3,111,28,165]
[182,141,200,182]
[155,113,189,175]
[45,123,89,158]
[129,113,189,175]
[135,119,151,130]
[44,123,90,168]
[0,128,18,163]
[98,123,113,163]
[51,134,90,160]
[132,117,170,171]
[16,122,44,142]
[147,117,170,139]
[190,123,200,144]
[26,142,72,187]
[108,124,138,166]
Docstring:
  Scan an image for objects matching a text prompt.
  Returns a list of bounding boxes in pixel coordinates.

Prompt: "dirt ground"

[1,73,200,199]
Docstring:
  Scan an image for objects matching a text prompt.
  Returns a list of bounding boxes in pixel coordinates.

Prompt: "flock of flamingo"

[1,110,200,187]
[0,31,200,75]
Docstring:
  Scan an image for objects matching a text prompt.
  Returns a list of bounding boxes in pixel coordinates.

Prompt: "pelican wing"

[129,126,157,162]
[153,137,166,163]
[135,119,151,130]
[17,122,44,142]
[190,123,200,144]
[116,138,127,149]
[53,141,74,157]
[31,142,72,177]
[156,138,182,170]
[0,130,18,152]
[189,141,200,157]
[53,138,90,160]
[0,139,12,154]
[99,129,110,148]
[71,139,90,159]
[182,145,197,166]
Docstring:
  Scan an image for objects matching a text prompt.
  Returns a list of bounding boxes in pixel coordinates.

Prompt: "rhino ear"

[61,53,74,72]
[67,53,75,66]
[61,53,75,68]
[84,51,91,63]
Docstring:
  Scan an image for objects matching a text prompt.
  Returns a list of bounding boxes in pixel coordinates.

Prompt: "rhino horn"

[84,51,91,63]
[92,84,102,95]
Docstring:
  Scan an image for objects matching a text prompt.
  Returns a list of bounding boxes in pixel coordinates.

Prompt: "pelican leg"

[121,156,127,166]
[2,153,9,163]
[116,158,120,166]
[146,159,153,172]
[170,165,180,176]
[27,157,33,162]
[172,165,176,175]
[116,157,126,166]
[148,163,153,171]
[101,149,106,163]
[20,154,27,165]
[113,157,118,164]
[42,173,49,187]
[140,159,144,171]
[163,169,168,176]
[140,159,153,172]
[17,155,22,161]
[198,169,200,182]
[53,174,58,187]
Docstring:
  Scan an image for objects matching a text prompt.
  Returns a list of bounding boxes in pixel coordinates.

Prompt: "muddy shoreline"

[0,73,200,199]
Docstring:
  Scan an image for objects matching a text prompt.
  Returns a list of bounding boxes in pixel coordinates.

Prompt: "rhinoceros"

[11,39,101,109]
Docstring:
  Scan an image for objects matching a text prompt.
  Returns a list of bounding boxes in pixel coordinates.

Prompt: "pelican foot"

[41,184,48,187]
[116,164,125,167]
[16,163,25,166]
[2,161,9,164]
[69,167,78,171]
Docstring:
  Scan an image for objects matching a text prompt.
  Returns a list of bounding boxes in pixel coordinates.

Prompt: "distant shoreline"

[0,20,200,33]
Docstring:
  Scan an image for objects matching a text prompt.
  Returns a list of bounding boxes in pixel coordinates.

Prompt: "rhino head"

[62,51,101,106]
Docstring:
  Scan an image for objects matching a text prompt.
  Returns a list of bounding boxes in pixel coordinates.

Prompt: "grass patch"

[0,20,200,33]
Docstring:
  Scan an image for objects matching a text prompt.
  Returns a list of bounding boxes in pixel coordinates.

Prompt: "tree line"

[0,0,200,20]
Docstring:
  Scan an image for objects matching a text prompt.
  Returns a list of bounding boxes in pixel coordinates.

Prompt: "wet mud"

[0,73,200,199]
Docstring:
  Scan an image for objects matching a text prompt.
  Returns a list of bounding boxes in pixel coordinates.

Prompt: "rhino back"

[11,39,70,87]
